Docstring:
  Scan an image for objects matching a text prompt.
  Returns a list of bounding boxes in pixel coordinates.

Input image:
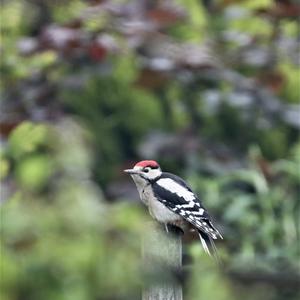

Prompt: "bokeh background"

[1,0,299,299]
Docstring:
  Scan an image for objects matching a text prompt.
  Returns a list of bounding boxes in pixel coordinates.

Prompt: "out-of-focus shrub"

[1,0,300,300]
[0,120,148,300]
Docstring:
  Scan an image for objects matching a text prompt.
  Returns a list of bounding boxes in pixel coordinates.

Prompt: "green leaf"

[16,155,52,190]
[9,122,49,159]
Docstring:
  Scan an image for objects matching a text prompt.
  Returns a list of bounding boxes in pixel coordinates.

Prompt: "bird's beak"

[124,168,140,175]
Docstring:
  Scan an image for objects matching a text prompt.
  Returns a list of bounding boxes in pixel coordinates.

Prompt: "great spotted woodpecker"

[124,160,223,259]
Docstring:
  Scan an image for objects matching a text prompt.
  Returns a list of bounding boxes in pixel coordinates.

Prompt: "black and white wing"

[153,173,222,240]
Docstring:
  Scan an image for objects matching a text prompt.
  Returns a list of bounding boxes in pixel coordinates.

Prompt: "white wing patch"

[156,177,222,240]
[157,178,196,201]
[192,208,205,215]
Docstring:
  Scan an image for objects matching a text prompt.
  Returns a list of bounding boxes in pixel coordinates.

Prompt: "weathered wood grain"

[142,223,183,300]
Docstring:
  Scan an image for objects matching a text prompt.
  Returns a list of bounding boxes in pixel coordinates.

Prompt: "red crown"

[135,160,160,168]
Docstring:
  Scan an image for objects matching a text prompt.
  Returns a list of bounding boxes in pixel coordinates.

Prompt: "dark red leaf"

[134,69,169,90]
[88,43,107,61]
[147,8,184,26]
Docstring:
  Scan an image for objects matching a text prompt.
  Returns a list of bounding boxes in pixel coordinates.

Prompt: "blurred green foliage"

[64,76,164,185]
[189,145,300,264]
[1,0,299,300]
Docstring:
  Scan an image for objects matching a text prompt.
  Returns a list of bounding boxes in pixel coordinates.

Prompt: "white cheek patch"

[147,168,162,180]
[157,178,196,201]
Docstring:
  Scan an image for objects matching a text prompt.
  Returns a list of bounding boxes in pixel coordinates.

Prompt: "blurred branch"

[229,270,300,289]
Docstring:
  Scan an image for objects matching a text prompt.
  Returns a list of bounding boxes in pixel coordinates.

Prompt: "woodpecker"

[124,160,223,259]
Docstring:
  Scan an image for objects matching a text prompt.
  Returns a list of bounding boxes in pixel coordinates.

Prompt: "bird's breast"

[134,180,183,225]
[148,195,182,224]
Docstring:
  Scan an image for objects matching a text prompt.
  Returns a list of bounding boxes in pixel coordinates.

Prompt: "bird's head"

[124,160,162,181]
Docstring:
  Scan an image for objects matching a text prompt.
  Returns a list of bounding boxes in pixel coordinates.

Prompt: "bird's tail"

[198,230,221,264]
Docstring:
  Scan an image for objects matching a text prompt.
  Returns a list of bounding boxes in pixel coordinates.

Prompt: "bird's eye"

[143,168,150,173]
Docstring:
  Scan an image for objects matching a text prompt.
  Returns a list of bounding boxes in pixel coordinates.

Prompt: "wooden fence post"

[142,222,183,300]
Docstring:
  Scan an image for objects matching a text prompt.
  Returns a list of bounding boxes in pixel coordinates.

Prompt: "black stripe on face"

[143,165,159,169]
[143,165,160,172]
